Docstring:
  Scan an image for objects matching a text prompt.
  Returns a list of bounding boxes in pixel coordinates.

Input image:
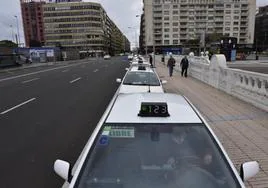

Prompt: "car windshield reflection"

[75,123,240,188]
[123,72,160,86]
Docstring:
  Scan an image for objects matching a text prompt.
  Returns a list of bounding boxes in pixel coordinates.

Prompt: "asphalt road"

[0,57,128,188]
[228,64,268,74]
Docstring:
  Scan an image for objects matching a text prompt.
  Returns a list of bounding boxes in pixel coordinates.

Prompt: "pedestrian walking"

[161,54,165,65]
[149,54,153,67]
[180,56,189,77]
[167,54,176,77]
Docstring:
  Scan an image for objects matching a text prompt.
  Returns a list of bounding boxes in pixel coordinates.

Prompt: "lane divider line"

[70,77,81,84]
[62,69,69,73]
[0,98,36,115]
[0,62,86,82]
[93,69,99,72]
[21,78,40,84]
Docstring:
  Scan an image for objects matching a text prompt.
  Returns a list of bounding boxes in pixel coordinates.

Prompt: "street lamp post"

[10,25,15,42]
[128,26,138,51]
[14,15,20,47]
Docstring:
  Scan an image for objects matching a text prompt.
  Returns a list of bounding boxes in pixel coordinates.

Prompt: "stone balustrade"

[155,54,268,111]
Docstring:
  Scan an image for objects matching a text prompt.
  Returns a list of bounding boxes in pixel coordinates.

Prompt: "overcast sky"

[0,0,267,46]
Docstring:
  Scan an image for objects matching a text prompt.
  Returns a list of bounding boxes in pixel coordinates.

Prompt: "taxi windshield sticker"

[102,126,135,138]
[109,127,135,138]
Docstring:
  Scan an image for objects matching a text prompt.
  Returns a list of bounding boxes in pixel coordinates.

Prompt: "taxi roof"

[129,65,154,72]
[106,93,202,124]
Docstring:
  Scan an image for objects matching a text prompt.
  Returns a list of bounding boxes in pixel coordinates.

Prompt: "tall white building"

[141,0,256,52]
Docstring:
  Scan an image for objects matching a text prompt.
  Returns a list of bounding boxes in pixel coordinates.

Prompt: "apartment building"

[255,5,268,51]
[141,0,256,52]
[43,1,128,56]
[20,0,46,47]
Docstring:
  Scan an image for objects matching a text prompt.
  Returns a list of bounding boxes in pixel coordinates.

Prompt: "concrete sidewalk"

[156,61,268,187]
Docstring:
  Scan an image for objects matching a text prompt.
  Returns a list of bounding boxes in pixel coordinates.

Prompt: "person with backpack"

[167,54,176,77]
[180,56,189,77]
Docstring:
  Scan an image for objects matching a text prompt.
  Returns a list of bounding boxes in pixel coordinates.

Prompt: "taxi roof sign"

[138,102,170,117]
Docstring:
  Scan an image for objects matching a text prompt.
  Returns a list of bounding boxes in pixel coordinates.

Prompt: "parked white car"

[103,55,111,60]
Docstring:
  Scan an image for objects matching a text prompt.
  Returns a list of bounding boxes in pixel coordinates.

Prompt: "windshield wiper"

[123,82,134,85]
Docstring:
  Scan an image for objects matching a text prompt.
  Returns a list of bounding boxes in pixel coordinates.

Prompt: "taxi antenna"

[148,66,151,93]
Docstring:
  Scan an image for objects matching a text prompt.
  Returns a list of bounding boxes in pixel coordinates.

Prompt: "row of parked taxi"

[53,55,260,188]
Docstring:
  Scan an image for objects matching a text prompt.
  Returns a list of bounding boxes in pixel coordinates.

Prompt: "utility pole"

[14,15,20,47]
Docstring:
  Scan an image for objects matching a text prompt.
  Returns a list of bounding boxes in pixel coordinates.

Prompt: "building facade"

[141,0,256,53]
[43,1,128,56]
[255,5,268,51]
[46,0,81,3]
[20,0,46,47]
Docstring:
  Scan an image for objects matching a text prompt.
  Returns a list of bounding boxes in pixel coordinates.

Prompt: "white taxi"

[116,65,166,93]
[54,93,259,188]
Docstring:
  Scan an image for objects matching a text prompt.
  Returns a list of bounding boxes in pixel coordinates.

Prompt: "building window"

[173,10,178,14]
[234,27,239,31]
[173,16,179,20]
[234,22,239,25]
[225,22,231,26]
[173,28,178,32]
[172,22,178,26]
[234,10,240,14]
[173,34,178,38]
[173,40,178,44]
[164,28,170,32]
[225,4,231,8]
[164,5,170,9]
[164,11,169,15]
[225,10,231,14]
[234,4,240,8]
[164,34,169,38]
[173,5,178,9]
[164,22,170,26]
[164,40,169,44]
[234,16,239,20]
[164,17,170,20]
[225,27,230,31]
[208,5,213,8]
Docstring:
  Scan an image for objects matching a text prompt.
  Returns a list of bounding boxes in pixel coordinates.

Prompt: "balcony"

[215,6,224,10]
[241,11,248,16]
[241,6,248,10]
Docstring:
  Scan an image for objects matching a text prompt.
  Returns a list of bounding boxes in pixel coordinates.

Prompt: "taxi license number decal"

[109,128,135,138]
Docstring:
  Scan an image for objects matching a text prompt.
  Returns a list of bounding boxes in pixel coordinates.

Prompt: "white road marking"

[0,98,36,115]
[21,78,40,84]
[0,62,86,82]
[93,69,99,72]
[62,69,69,73]
[70,77,81,83]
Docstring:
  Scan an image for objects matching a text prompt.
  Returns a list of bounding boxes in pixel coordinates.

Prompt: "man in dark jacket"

[149,54,153,67]
[180,56,189,77]
[167,55,176,77]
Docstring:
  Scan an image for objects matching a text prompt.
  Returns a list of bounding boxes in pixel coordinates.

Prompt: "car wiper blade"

[123,83,134,85]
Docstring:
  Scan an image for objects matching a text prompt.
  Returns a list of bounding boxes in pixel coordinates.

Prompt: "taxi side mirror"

[116,78,122,83]
[54,159,70,182]
[161,80,167,84]
[240,161,259,181]
[125,68,129,71]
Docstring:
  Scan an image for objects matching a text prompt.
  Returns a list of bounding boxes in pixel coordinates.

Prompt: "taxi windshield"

[75,123,240,188]
[123,72,160,86]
